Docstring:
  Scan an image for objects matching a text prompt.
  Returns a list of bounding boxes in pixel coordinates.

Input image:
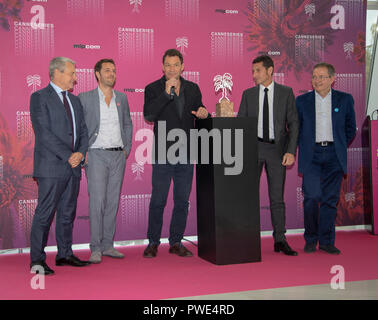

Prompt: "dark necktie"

[62,91,74,150]
[263,87,269,142]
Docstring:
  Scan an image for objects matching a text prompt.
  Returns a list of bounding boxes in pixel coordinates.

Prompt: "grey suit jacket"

[237,82,299,156]
[78,88,133,155]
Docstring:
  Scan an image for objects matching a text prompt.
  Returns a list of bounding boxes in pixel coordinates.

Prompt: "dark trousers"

[147,163,194,246]
[258,141,287,242]
[302,144,343,246]
[30,175,80,263]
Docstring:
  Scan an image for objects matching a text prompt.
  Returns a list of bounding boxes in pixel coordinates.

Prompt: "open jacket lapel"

[273,83,280,136]
[114,91,124,129]
[309,91,316,144]
[68,92,80,135]
[47,84,66,118]
[331,89,340,135]
[251,86,259,118]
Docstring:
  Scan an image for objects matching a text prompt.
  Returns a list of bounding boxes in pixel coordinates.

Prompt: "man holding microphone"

[143,49,209,258]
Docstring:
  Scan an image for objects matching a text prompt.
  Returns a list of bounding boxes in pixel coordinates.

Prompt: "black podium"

[196,117,261,265]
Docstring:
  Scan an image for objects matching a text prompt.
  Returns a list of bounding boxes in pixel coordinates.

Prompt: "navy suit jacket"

[296,89,356,175]
[30,84,89,178]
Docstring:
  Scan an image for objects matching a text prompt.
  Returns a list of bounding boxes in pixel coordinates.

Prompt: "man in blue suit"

[29,57,90,275]
[296,63,356,255]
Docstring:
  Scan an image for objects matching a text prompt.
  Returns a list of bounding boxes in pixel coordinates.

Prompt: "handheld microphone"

[170,86,175,100]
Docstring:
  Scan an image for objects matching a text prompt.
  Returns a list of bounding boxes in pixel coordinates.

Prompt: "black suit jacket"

[30,84,89,178]
[238,82,299,157]
[144,76,207,162]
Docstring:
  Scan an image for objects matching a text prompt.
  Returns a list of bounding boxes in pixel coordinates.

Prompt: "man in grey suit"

[79,59,133,264]
[30,57,90,275]
[238,55,299,256]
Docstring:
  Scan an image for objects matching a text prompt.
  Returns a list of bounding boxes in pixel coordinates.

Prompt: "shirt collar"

[260,81,274,91]
[98,86,115,99]
[50,81,66,95]
[315,89,332,100]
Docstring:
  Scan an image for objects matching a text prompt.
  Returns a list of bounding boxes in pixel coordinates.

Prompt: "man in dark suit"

[296,63,356,255]
[29,57,90,275]
[238,55,299,256]
[143,49,209,258]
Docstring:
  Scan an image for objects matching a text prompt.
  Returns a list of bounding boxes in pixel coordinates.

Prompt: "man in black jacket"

[238,55,299,256]
[143,49,208,258]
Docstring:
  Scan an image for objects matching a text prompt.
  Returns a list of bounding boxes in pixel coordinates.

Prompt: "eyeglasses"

[312,75,331,81]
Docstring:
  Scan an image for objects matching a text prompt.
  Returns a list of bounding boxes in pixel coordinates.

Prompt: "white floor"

[171,280,378,300]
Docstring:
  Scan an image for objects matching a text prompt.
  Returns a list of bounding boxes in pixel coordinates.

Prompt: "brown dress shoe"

[143,244,158,258]
[169,243,193,257]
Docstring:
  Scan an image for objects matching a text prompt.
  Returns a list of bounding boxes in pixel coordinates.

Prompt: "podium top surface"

[196,117,257,128]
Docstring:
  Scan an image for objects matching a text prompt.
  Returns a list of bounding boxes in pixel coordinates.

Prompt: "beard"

[102,77,115,87]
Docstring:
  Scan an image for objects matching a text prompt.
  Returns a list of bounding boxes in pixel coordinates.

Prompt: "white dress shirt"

[91,87,123,149]
[315,89,333,142]
[258,81,275,140]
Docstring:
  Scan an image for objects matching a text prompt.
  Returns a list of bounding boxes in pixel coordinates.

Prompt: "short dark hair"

[94,59,115,81]
[313,62,335,77]
[162,49,183,64]
[252,55,274,71]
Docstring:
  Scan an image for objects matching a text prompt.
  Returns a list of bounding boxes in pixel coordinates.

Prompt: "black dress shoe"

[56,255,91,267]
[304,243,317,253]
[143,244,158,258]
[30,261,55,275]
[274,241,298,256]
[319,244,340,255]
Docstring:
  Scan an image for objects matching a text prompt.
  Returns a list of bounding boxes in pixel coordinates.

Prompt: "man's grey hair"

[49,57,76,80]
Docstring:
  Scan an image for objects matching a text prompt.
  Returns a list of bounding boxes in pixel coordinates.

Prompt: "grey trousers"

[85,149,126,253]
[257,141,287,243]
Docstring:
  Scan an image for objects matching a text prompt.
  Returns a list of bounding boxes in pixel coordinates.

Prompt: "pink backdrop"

[0,0,369,250]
